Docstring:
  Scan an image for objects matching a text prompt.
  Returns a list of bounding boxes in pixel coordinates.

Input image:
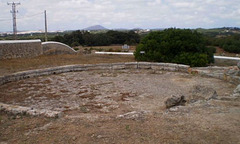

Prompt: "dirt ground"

[0,69,239,144]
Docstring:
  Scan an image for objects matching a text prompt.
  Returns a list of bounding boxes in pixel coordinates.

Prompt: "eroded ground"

[0,69,240,143]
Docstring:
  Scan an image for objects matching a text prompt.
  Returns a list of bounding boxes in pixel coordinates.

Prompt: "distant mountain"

[132,28,143,30]
[84,25,108,31]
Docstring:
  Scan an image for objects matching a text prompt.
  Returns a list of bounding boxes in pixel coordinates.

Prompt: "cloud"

[0,0,239,31]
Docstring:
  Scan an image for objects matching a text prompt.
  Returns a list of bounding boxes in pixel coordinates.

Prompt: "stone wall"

[0,62,239,86]
[0,62,190,85]
[1,62,239,118]
[42,41,76,55]
[0,40,76,59]
[0,40,42,59]
[190,66,240,85]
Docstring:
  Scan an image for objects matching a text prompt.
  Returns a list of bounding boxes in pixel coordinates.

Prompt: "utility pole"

[44,10,48,42]
[7,2,20,40]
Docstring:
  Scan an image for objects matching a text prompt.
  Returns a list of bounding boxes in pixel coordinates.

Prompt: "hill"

[84,25,108,31]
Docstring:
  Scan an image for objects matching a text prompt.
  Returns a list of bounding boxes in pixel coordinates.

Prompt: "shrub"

[206,34,240,53]
[223,42,240,53]
[135,28,213,67]
[173,53,208,67]
[206,46,216,63]
[73,47,79,51]
[71,42,80,47]
[207,46,216,53]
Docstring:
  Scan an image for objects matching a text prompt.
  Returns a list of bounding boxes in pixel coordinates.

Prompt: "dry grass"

[0,53,135,76]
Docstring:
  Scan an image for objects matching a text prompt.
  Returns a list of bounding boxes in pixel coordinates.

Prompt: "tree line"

[206,34,240,53]
[51,30,140,47]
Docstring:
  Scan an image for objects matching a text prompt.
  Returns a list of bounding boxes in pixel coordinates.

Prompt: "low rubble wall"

[0,62,190,85]
[190,66,240,85]
[1,62,239,86]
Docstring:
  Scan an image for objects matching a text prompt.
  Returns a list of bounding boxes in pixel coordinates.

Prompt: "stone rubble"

[165,95,186,108]
[116,111,148,120]
[233,84,240,97]
[190,85,218,102]
[0,102,62,118]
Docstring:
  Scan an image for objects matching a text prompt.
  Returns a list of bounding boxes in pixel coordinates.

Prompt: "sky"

[0,0,240,32]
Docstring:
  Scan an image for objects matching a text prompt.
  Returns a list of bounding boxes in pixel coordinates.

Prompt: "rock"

[169,106,179,112]
[238,61,240,69]
[191,85,218,101]
[0,102,62,118]
[233,84,240,97]
[227,69,238,75]
[97,135,103,139]
[116,111,148,120]
[165,95,186,108]
[208,91,218,100]
[234,84,240,93]
[72,136,77,141]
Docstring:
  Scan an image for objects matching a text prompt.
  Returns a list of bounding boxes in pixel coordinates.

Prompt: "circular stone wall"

[0,69,236,119]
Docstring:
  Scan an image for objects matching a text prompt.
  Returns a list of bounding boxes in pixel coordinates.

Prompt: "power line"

[7,2,20,39]
[18,12,44,20]
[0,18,12,21]
[0,12,44,22]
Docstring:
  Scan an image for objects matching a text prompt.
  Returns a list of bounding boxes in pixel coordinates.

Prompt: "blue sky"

[0,0,239,32]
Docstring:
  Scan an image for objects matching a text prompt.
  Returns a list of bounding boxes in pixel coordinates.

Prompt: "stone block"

[138,62,151,69]
[112,63,126,70]
[37,68,53,76]
[151,63,165,70]
[72,64,86,72]
[178,64,190,73]
[125,62,138,69]
[84,64,112,70]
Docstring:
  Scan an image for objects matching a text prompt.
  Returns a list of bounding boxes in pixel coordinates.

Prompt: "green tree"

[135,28,213,67]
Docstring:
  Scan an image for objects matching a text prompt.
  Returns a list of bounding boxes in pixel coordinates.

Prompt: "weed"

[74,48,79,51]
[125,125,130,131]
[80,106,89,113]
[191,71,199,75]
